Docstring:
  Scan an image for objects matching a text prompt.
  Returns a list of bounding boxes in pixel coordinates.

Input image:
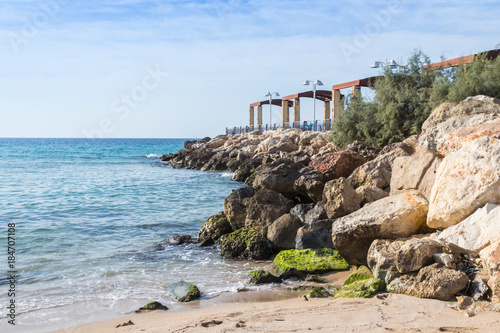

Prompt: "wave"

[145,153,160,158]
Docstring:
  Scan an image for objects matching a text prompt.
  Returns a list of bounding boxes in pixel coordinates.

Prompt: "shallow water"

[0,138,271,332]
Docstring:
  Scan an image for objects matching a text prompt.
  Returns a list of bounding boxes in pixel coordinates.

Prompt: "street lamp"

[303,79,323,129]
[371,60,399,69]
[264,91,280,126]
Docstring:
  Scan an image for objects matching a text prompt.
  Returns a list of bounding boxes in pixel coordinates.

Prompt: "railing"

[226,120,333,136]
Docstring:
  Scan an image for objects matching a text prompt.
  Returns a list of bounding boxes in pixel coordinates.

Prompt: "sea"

[0,138,271,333]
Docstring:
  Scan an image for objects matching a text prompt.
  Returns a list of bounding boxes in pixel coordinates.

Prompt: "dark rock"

[198,212,233,246]
[226,159,242,172]
[249,270,282,284]
[218,227,272,260]
[223,186,256,230]
[244,188,294,237]
[166,281,201,302]
[346,141,382,161]
[290,203,315,224]
[116,320,135,328]
[136,301,168,312]
[304,202,328,224]
[309,151,366,180]
[296,219,334,250]
[160,235,196,246]
[293,167,326,202]
[253,161,303,196]
[233,164,253,181]
[378,141,414,157]
[267,214,303,251]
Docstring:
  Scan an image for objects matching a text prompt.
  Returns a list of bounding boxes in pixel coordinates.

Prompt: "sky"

[1,0,499,138]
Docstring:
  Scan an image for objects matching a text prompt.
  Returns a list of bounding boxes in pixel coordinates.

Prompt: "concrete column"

[257,105,263,125]
[249,106,255,126]
[293,98,300,125]
[333,89,342,119]
[282,100,290,126]
[323,100,331,130]
[352,85,361,98]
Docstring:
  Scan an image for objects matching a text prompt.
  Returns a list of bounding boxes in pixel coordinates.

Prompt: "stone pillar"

[293,98,300,126]
[249,106,255,126]
[352,85,361,98]
[333,89,342,119]
[323,100,331,130]
[282,100,290,127]
[257,105,263,125]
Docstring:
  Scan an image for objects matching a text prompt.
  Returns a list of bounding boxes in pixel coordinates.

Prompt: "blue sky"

[1,0,499,138]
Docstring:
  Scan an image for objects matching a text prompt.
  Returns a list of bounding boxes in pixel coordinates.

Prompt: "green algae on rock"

[305,274,328,283]
[218,227,272,260]
[135,301,168,312]
[166,281,201,303]
[198,212,232,246]
[333,278,385,299]
[343,265,374,286]
[273,248,349,278]
[306,286,333,298]
[249,270,282,285]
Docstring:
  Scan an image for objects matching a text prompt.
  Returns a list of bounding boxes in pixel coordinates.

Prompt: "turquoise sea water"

[0,138,264,332]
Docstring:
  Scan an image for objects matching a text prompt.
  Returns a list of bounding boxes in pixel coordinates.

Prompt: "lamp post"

[303,79,323,130]
[371,59,399,69]
[264,91,280,127]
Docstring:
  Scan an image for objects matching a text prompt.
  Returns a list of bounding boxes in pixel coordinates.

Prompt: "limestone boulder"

[295,219,334,250]
[479,240,500,276]
[197,212,233,246]
[253,161,303,195]
[418,95,500,152]
[488,272,500,303]
[347,147,411,190]
[205,135,228,149]
[223,186,256,230]
[267,214,303,250]
[293,167,326,202]
[245,188,294,237]
[355,185,389,207]
[323,178,361,220]
[367,239,404,284]
[390,150,443,200]
[331,191,429,265]
[309,151,366,181]
[437,203,500,255]
[427,137,500,229]
[387,263,469,301]
[396,236,444,274]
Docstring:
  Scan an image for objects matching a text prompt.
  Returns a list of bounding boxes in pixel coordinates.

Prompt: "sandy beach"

[56,293,500,333]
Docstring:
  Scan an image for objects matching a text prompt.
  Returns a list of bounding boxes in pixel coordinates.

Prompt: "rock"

[293,168,326,202]
[253,161,303,195]
[135,301,168,312]
[390,150,443,200]
[488,272,500,303]
[233,163,254,182]
[305,274,327,283]
[160,235,196,246]
[333,278,385,299]
[198,212,233,246]
[166,281,201,302]
[418,95,500,152]
[295,219,334,250]
[304,202,328,224]
[343,266,374,286]
[456,296,474,310]
[436,203,500,254]
[273,248,349,279]
[289,203,315,224]
[303,286,333,298]
[395,237,444,274]
[378,142,413,157]
[206,135,228,149]
[218,227,272,260]
[223,186,256,230]
[309,151,366,181]
[437,118,500,156]
[346,141,381,161]
[355,185,389,206]
[116,320,135,328]
[323,178,361,220]
[332,191,429,266]
[348,147,411,190]
[433,253,456,269]
[387,263,469,301]
[470,275,489,301]
[245,188,294,237]
[479,240,500,276]
[267,214,303,250]
[249,270,282,285]
[368,239,404,284]
[427,137,500,228]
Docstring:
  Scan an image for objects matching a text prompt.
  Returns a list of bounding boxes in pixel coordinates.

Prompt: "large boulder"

[295,219,334,250]
[253,161,303,195]
[355,185,389,207]
[347,146,411,190]
[332,191,429,265]
[267,214,303,250]
[427,136,500,229]
[245,188,294,237]
[197,212,232,246]
[304,202,328,224]
[480,240,500,276]
[418,95,500,152]
[223,186,256,230]
[323,178,361,220]
[293,168,326,202]
[309,151,366,181]
[390,150,443,200]
[387,263,469,301]
[395,236,444,274]
[437,203,500,255]
[249,270,282,285]
[218,227,272,260]
[367,239,404,284]
[289,203,315,223]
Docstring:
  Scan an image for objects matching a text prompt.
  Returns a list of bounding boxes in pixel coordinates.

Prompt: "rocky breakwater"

[162,95,500,308]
